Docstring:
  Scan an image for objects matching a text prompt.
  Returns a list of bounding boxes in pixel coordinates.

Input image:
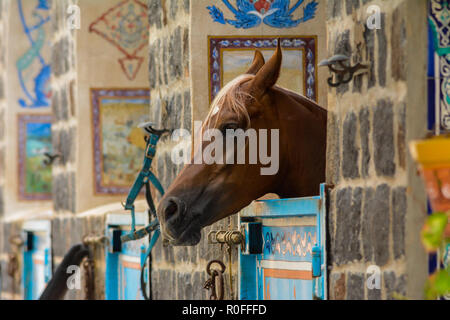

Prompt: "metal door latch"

[207,230,244,251]
[207,230,243,300]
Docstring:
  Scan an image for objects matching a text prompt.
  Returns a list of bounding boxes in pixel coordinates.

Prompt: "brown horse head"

[157,43,327,245]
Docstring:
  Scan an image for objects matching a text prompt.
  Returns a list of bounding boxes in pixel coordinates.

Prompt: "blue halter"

[120,122,169,300]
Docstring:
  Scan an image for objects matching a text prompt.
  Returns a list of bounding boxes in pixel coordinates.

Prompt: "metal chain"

[81,235,103,300]
[7,253,19,298]
[227,245,234,300]
[205,217,243,301]
[227,216,234,300]
[7,236,23,299]
[82,256,95,300]
[203,260,225,300]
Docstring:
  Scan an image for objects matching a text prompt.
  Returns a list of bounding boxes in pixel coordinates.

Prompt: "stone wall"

[148,0,239,300]
[50,0,77,216]
[326,0,428,299]
[49,0,113,300]
[49,0,81,300]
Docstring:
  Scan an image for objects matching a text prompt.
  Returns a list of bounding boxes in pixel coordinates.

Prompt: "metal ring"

[206,260,226,276]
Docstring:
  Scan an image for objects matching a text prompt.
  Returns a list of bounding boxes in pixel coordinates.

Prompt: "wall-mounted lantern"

[319,54,369,87]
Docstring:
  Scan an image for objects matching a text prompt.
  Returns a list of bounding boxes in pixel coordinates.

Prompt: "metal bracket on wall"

[42,152,62,167]
[319,54,369,87]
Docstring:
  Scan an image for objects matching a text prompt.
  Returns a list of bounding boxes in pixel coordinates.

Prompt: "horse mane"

[204,74,255,131]
[203,74,327,131]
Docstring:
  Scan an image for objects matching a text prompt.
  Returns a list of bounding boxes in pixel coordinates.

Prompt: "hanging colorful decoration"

[89,0,149,81]
[16,0,52,108]
[206,0,318,29]
[428,0,450,132]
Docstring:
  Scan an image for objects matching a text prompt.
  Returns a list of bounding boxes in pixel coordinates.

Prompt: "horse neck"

[270,88,327,198]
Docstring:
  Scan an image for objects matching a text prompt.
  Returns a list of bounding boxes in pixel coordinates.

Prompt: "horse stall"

[105,212,150,300]
[239,184,328,300]
[21,220,52,300]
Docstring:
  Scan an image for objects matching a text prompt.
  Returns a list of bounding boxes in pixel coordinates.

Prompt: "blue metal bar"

[240,196,321,218]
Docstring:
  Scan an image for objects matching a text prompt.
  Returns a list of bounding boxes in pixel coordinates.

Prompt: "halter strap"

[120,123,169,300]
[121,128,166,243]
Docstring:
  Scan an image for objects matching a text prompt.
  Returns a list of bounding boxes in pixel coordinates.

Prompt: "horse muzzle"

[158,196,202,246]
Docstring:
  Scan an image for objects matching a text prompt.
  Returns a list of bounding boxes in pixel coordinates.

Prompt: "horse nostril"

[162,197,187,230]
[164,200,178,220]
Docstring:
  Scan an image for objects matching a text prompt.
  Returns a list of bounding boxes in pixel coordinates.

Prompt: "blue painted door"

[239,184,327,300]
[105,213,149,300]
[22,221,52,300]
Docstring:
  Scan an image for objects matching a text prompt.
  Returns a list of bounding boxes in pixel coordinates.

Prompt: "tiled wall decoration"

[428,0,450,133]
[18,114,53,200]
[91,88,149,195]
[16,0,51,108]
[89,0,149,80]
[207,0,319,29]
[209,36,317,103]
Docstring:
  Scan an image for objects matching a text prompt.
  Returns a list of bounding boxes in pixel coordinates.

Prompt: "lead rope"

[227,216,234,300]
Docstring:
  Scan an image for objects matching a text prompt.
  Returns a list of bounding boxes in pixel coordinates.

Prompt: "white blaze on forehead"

[205,74,254,128]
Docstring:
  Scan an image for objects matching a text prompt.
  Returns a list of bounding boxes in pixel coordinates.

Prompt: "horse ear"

[250,40,282,97]
[246,50,265,75]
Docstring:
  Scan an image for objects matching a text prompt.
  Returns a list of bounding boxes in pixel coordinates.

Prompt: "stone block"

[392,187,406,259]
[330,272,346,300]
[373,99,395,176]
[363,184,390,266]
[342,112,360,179]
[377,14,387,87]
[384,271,407,299]
[347,272,365,300]
[391,6,407,81]
[359,107,370,177]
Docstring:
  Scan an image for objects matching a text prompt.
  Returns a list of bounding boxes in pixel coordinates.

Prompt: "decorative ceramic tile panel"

[263,226,316,261]
[91,88,150,195]
[16,0,52,108]
[89,0,149,80]
[207,0,319,29]
[18,114,53,200]
[209,36,317,103]
[428,0,450,132]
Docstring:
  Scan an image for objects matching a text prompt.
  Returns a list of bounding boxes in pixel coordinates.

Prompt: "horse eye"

[221,123,239,133]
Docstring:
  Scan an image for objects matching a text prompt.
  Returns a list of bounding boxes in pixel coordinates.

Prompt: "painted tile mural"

[16,0,52,108]
[91,89,150,195]
[261,226,315,300]
[89,0,149,80]
[209,36,317,102]
[207,0,318,29]
[263,226,316,261]
[428,0,450,132]
[18,115,53,201]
